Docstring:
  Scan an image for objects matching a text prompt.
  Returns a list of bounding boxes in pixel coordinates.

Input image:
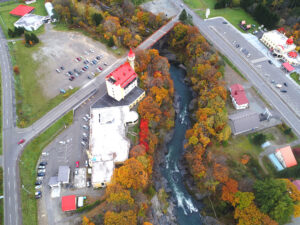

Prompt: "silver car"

[82,116,88,122]
[81,141,86,146]
[38,169,46,173]
[83,125,89,130]
[82,132,87,137]
[35,185,42,190]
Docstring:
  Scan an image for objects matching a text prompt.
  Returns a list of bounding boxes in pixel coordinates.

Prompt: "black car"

[82,137,88,142]
[60,66,65,70]
[37,172,45,177]
[283,82,288,87]
[39,161,47,166]
[35,181,42,185]
[69,76,75,81]
[268,60,273,64]
[236,44,240,48]
[96,56,101,60]
[280,90,287,93]
[68,71,73,75]
[222,21,227,24]
[74,69,79,73]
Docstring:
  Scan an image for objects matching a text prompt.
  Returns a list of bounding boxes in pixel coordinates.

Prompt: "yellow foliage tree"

[104,210,137,225]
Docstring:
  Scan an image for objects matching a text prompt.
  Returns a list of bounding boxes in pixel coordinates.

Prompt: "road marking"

[7,119,8,125]
[5,82,7,88]
[251,57,269,64]
[10,214,12,224]
[8,181,10,189]
[7,167,9,175]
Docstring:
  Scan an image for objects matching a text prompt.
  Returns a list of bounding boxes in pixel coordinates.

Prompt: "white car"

[85,114,91,119]
[81,141,86,146]
[82,116,88,122]
[56,69,60,73]
[83,125,89,130]
[35,185,42,190]
[38,165,45,169]
[82,132,87,137]
[59,141,66,145]
[89,49,94,53]
[38,169,46,173]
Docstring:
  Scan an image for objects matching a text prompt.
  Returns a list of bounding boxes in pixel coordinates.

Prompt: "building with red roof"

[61,195,76,212]
[106,49,138,101]
[229,84,249,110]
[9,5,35,17]
[275,146,297,169]
[282,62,295,72]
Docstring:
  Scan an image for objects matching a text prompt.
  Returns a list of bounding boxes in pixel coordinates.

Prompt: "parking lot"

[33,24,118,98]
[35,92,105,225]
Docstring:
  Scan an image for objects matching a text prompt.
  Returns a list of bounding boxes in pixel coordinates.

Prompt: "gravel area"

[141,0,180,18]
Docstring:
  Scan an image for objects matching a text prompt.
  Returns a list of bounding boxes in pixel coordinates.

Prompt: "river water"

[162,65,203,224]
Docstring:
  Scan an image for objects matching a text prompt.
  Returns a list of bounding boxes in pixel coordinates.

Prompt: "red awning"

[9,5,35,17]
[282,62,295,72]
[61,195,76,211]
[286,38,293,45]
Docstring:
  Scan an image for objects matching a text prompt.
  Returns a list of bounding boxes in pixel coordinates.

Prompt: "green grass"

[290,72,300,86]
[0,0,47,38]
[127,122,139,146]
[19,111,73,225]
[184,0,259,32]
[0,67,2,155]
[0,167,3,225]
[220,53,246,80]
[8,41,78,127]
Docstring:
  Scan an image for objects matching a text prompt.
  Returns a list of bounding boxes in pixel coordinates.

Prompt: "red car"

[76,161,79,168]
[98,66,103,71]
[18,139,25,145]
[69,76,75,81]
[76,57,81,61]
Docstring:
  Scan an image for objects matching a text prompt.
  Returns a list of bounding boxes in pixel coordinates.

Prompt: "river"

[161,64,203,224]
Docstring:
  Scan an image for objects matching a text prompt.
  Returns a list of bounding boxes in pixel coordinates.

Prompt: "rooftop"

[276,146,297,168]
[229,110,260,135]
[263,30,296,52]
[10,5,35,17]
[106,62,137,88]
[230,83,249,105]
[14,13,44,31]
[61,195,76,212]
[282,62,295,72]
[58,166,70,183]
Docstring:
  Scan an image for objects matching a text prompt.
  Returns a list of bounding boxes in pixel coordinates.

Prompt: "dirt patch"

[32,24,118,98]
[141,0,180,18]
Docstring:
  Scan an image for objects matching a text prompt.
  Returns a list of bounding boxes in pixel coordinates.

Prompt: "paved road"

[0,17,178,225]
[173,1,300,139]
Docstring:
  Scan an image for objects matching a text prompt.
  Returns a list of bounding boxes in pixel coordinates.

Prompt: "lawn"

[127,122,139,146]
[19,111,73,225]
[0,0,47,38]
[0,67,2,155]
[184,0,259,32]
[0,167,3,225]
[290,72,300,86]
[9,41,78,127]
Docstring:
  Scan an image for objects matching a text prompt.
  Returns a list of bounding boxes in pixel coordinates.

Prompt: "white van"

[276,84,282,88]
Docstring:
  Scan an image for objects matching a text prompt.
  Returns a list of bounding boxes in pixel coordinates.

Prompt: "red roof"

[9,5,35,17]
[293,180,300,191]
[286,37,293,45]
[106,62,137,88]
[282,62,295,72]
[230,83,249,105]
[128,48,135,58]
[61,195,76,211]
[276,146,297,168]
[288,51,297,58]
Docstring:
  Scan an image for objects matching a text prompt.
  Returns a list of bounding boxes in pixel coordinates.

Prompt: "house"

[61,195,76,212]
[14,13,44,31]
[9,5,35,17]
[260,30,300,66]
[57,166,70,184]
[275,146,297,168]
[229,110,259,135]
[88,106,139,188]
[106,49,137,101]
[229,84,249,110]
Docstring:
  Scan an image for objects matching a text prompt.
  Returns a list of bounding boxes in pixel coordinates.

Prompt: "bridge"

[1,15,178,225]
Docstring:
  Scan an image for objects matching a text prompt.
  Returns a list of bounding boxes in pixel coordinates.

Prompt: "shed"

[61,195,76,212]
[268,153,284,171]
[58,166,70,184]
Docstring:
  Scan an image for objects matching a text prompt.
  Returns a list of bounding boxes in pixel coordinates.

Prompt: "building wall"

[231,97,248,110]
[106,80,124,101]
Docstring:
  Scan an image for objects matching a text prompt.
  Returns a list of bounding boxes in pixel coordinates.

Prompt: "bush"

[108,36,115,47]
[146,185,156,198]
[13,65,20,75]
[75,200,102,213]
[252,133,266,146]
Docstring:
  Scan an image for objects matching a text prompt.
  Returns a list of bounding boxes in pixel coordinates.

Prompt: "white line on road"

[8,181,10,189]
[7,167,9,175]
[10,214,12,224]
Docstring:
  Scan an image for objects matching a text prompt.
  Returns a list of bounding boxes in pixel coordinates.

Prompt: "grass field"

[0,0,47,38]
[0,67,2,155]
[184,0,259,32]
[8,41,78,127]
[19,111,73,225]
[290,72,300,86]
[0,167,3,225]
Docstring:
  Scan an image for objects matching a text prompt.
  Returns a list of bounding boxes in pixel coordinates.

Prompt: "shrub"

[13,65,20,74]
[252,133,266,146]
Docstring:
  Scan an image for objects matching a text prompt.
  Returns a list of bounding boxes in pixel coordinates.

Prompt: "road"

[0,17,178,225]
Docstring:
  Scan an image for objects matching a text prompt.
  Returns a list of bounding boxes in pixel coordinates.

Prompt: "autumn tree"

[104,210,137,225]
[129,144,146,158]
[112,158,148,190]
[254,179,294,224]
[106,183,134,208]
[13,65,20,75]
[221,178,238,204]
[82,216,95,225]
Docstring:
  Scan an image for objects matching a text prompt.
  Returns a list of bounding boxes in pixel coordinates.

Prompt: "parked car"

[82,67,87,71]
[38,169,46,173]
[89,49,94,53]
[39,161,47,166]
[36,176,43,181]
[92,60,97,65]
[81,141,86,146]
[76,161,79,167]
[283,82,288,87]
[98,66,103,71]
[85,114,91,119]
[222,21,228,24]
[276,84,282,88]
[69,76,75,81]
[35,185,42,190]
[37,172,45,177]
[83,125,89,130]
[85,160,88,167]
[86,181,91,187]
[38,165,46,169]
[82,137,88,142]
[35,181,42,185]
[82,132,87,137]
[35,191,42,199]
[76,57,81,62]
[84,65,89,69]
[82,116,88,122]
[18,139,25,145]
[280,89,287,93]
[236,44,240,48]
[60,89,66,94]
[56,69,60,73]
[96,56,101,60]
[60,66,65,70]
[271,80,275,84]
[104,62,108,66]
[268,60,273,65]
[74,169,78,175]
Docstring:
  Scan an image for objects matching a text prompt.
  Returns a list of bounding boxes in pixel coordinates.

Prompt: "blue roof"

[268,153,284,171]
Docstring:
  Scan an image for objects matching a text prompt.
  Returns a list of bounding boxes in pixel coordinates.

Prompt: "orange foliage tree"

[104,210,137,225]
[213,163,229,183]
[221,178,238,204]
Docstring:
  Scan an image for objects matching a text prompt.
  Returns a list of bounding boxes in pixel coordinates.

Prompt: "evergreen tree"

[8,28,14,38]
[92,13,103,26]
[108,36,115,47]
[31,33,39,44]
[179,9,187,22]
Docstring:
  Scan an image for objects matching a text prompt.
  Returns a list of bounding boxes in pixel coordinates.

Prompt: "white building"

[88,106,139,188]
[260,30,300,66]
[229,84,249,110]
[45,2,56,22]
[106,49,137,101]
[14,13,44,31]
